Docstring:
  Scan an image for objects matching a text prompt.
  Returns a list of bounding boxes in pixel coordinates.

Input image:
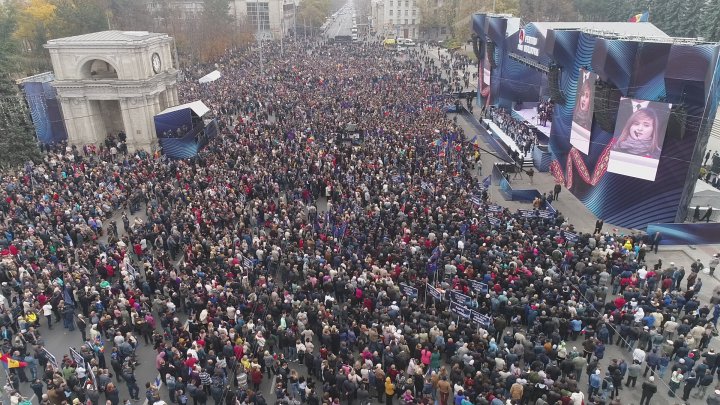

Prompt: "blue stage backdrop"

[472,13,720,229]
[646,223,720,245]
[20,80,68,144]
[548,35,719,229]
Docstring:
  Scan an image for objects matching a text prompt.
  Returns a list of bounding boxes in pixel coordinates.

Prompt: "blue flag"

[482,175,491,188]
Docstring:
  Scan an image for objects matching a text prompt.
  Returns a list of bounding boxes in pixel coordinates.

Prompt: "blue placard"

[426,283,442,301]
[448,290,470,306]
[400,283,418,298]
[471,310,492,326]
[469,280,489,294]
[450,301,471,319]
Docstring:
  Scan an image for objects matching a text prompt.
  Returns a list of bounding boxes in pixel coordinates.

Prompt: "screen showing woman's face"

[579,88,591,111]
[628,116,654,141]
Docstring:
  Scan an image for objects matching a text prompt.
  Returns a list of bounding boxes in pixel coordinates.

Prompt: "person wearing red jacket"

[250,366,263,391]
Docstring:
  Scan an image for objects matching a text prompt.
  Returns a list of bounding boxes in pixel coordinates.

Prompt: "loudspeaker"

[473,35,484,60]
[668,104,687,140]
[548,66,566,105]
[487,41,496,69]
[593,81,621,133]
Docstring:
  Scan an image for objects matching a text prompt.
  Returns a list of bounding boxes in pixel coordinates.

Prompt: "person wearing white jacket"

[569,389,584,405]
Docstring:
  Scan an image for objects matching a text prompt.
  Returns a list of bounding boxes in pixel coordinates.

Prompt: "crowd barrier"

[492,163,542,202]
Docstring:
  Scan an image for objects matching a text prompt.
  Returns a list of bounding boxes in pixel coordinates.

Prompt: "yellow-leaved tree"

[14,0,56,55]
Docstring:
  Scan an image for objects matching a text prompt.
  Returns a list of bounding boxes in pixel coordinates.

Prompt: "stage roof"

[531,22,669,38]
[158,100,210,118]
[198,70,222,84]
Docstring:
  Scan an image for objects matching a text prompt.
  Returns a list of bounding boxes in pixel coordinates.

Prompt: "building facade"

[230,0,297,39]
[371,0,420,39]
[143,0,296,39]
[45,31,179,151]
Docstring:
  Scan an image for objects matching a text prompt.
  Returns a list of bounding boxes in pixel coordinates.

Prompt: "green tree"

[573,0,633,22]
[519,0,578,22]
[0,3,41,168]
[701,0,720,41]
[49,0,109,38]
[0,2,20,95]
[679,0,705,38]
[648,0,682,36]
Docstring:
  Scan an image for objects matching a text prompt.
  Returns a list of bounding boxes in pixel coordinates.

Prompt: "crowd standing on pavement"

[1,36,720,405]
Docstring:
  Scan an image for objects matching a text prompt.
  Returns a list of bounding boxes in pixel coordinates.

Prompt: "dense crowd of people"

[1,36,719,405]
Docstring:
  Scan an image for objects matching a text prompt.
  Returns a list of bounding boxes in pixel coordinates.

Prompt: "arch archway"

[79,58,119,79]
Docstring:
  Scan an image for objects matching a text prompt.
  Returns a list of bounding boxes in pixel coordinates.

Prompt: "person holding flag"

[0,351,29,368]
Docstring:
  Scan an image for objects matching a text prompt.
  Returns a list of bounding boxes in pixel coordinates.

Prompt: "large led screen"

[607,98,671,181]
[570,69,597,154]
[480,46,492,108]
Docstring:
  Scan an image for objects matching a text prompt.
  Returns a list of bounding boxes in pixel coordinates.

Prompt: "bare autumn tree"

[109,0,154,31]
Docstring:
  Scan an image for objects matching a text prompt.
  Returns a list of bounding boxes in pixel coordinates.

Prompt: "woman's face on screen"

[579,88,591,111]
[629,116,654,141]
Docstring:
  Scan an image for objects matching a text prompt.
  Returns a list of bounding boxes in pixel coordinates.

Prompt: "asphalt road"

[324,2,355,40]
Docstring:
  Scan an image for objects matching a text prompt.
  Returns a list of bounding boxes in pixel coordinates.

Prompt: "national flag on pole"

[628,11,649,22]
[482,175,491,188]
[0,353,28,368]
[243,256,254,268]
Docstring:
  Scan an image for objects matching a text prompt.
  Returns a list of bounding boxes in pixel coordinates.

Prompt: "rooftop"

[45,30,168,47]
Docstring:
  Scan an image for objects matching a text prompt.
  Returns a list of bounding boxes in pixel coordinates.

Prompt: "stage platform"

[482,119,534,169]
[512,107,552,140]
[462,108,635,236]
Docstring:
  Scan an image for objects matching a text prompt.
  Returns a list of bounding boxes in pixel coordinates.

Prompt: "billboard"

[607,98,671,181]
[570,69,598,154]
[480,45,492,106]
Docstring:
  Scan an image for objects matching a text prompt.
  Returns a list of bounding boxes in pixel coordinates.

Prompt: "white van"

[397,38,416,47]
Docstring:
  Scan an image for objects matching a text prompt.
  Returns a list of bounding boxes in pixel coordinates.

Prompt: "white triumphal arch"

[45,30,179,151]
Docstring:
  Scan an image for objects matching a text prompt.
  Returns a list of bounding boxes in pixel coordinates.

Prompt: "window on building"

[389,9,393,15]
[405,9,408,16]
[389,18,393,25]
[389,0,393,6]
[412,19,415,25]
[246,1,270,31]
[405,0,409,6]
[405,19,408,25]
[412,9,416,15]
